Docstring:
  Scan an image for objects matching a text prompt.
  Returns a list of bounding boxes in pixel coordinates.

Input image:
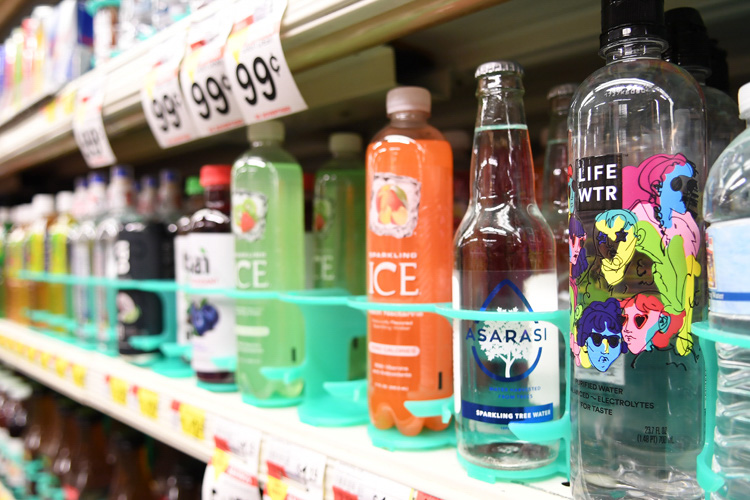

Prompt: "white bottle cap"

[248,120,285,143]
[739,82,750,120]
[32,194,55,217]
[443,130,471,151]
[386,87,431,115]
[329,132,362,154]
[56,191,74,214]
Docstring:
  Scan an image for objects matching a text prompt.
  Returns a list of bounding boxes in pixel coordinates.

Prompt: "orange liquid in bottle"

[366,88,453,436]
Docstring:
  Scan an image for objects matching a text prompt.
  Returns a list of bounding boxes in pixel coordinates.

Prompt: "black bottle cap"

[664,8,710,71]
[600,0,667,49]
[707,39,730,93]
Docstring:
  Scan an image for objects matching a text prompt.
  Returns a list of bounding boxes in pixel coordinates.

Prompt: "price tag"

[72,364,87,388]
[141,27,199,148]
[213,418,262,466]
[54,358,69,379]
[202,448,261,500]
[263,437,326,500]
[72,79,117,168]
[180,9,244,136]
[40,352,52,370]
[414,492,441,500]
[327,461,412,500]
[137,387,159,419]
[108,376,129,406]
[26,346,37,363]
[224,0,307,124]
[179,402,206,440]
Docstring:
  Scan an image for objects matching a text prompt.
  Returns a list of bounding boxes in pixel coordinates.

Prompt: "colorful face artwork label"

[368,173,420,238]
[569,153,701,373]
[232,190,268,242]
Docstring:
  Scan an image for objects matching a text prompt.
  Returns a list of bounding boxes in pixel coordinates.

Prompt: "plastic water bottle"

[569,0,706,497]
[704,82,750,500]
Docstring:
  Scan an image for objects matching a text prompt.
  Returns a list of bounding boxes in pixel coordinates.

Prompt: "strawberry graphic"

[315,213,326,231]
[240,211,255,232]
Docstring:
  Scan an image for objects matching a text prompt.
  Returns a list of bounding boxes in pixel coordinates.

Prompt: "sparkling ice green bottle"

[232,121,306,405]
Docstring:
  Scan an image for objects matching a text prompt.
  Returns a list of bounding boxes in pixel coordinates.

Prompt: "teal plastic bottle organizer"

[691,321,746,499]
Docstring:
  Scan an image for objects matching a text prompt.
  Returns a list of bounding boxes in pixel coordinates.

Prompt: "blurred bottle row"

[0,365,204,500]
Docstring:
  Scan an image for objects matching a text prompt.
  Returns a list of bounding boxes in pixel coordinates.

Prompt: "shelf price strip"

[327,461,413,500]
[72,78,117,168]
[180,9,245,136]
[223,0,307,125]
[108,376,129,406]
[263,437,326,500]
[72,364,86,388]
[136,386,159,420]
[141,26,199,148]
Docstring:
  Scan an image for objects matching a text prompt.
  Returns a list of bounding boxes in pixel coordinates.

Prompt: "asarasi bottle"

[704,82,750,500]
[542,83,577,308]
[568,1,706,498]
[187,165,237,386]
[366,87,453,436]
[232,121,305,403]
[454,61,559,470]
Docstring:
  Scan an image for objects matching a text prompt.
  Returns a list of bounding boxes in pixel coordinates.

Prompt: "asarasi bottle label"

[457,272,559,426]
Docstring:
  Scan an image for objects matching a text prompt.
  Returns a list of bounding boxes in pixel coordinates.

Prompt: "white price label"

[327,461,412,500]
[263,437,326,500]
[224,0,307,124]
[213,418,262,467]
[203,448,262,500]
[141,28,199,148]
[181,9,245,136]
[72,79,117,168]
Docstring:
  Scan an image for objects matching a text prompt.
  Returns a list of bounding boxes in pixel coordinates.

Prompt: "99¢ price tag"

[180,9,244,136]
[224,0,307,124]
[141,28,198,148]
[137,387,159,419]
[72,364,87,388]
[72,79,117,168]
[108,376,129,406]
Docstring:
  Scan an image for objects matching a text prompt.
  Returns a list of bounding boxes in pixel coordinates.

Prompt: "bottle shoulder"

[704,128,750,222]
[570,59,704,118]
[189,208,231,233]
[369,122,447,143]
[233,146,302,172]
[455,203,555,250]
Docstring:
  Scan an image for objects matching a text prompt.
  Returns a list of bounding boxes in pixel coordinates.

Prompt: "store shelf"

[0,319,571,500]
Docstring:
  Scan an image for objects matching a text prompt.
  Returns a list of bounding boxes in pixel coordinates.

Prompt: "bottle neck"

[602,38,667,65]
[388,110,430,128]
[471,73,535,206]
[204,185,230,215]
[331,151,361,161]
[547,94,571,143]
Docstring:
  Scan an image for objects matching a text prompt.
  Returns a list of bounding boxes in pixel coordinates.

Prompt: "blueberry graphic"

[189,302,207,336]
[201,303,219,329]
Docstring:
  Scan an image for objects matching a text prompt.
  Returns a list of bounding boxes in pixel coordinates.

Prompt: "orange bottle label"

[366,138,454,435]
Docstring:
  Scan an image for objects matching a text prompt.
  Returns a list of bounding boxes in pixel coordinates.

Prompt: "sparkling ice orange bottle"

[366,87,453,436]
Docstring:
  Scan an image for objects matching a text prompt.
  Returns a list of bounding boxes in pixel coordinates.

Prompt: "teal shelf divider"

[691,321,728,498]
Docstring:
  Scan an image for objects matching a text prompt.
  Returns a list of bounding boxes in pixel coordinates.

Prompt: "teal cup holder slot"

[323,379,367,402]
[269,289,369,427]
[404,397,454,425]
[211,355,237,371]
[346,295,438,313]
[432,305,571,482]
[692,321,727,497]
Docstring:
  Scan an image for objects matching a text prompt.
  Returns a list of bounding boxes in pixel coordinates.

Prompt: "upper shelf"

[0,0,749,181]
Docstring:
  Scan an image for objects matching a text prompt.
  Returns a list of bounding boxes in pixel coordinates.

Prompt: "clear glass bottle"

[28,194,56,324]
[137,174,158,217]
[704,82,750,500]
[453,61,559,470]
[70,173,108,347]
[232,121,305,403]
[94,166,135,354]
[569,1,706,498]
[665,7,744,170]
[175,176,203,353]
[541,83,577,308]
[48,191,75,335]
